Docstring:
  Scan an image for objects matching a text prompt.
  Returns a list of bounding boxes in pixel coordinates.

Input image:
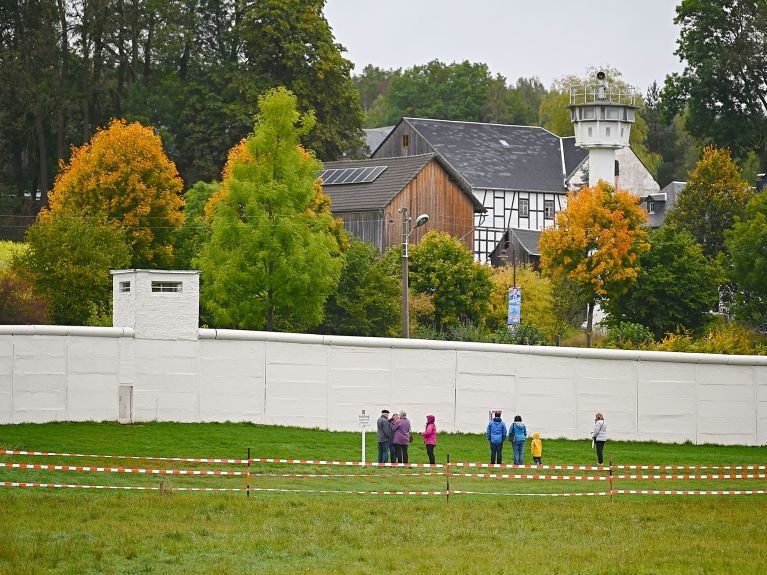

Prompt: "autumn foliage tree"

[539,181,649,346]
[48,119,184,268]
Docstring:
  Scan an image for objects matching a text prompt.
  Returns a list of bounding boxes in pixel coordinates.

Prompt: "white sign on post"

[359,410,371,463]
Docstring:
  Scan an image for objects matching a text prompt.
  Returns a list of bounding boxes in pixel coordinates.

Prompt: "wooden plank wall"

[384,159,475,251]
[373,122,433,159]
[336,211,384,251]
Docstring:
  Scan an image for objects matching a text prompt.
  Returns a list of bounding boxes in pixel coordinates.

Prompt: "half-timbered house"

[371,118,659,263]
[321,154,484,254]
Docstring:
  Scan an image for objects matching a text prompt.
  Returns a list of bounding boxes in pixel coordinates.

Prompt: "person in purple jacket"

[392,410,412,463]
[422,415,437,464]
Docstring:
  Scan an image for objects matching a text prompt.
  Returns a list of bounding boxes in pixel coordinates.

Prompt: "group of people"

[376,408,608,467]
[376,410,437,465]
[486,413,542,465]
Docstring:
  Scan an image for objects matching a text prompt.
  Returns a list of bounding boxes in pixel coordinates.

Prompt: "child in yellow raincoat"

[531,432,542,465]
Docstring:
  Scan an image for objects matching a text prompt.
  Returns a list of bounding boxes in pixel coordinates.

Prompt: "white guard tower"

[111,269,200,340]
[569,71,638,187]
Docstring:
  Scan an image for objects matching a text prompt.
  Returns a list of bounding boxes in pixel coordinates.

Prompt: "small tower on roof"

[569,71,638,188]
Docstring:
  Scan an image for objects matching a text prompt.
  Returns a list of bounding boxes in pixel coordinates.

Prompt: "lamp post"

[400,207,429,338]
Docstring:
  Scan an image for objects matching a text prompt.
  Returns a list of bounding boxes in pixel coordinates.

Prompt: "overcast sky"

[324,0,685,94]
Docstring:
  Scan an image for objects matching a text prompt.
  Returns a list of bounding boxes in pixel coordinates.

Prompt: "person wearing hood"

[486,411,507,464]
[422,415,437,465]
[510,415,527,465]
[531,432,543,465]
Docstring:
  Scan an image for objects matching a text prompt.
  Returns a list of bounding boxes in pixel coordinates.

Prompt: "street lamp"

[400,207,429,338]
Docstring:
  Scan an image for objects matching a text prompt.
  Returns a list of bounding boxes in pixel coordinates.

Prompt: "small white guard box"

[111,269,200,340]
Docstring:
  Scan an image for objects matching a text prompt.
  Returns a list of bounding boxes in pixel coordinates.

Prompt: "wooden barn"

[321,154,484,254]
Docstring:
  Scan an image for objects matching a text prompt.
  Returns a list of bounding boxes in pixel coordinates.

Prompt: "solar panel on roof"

[318,165,388,185]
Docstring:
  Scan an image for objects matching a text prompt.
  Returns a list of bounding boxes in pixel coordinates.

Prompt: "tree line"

[0,0,363,237]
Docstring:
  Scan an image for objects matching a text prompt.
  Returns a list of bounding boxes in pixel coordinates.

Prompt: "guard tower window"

[402,134,409,148]
[544,200,555,220]
[519,198,529,218]
[151,281,183,293]
[119,281,131,293]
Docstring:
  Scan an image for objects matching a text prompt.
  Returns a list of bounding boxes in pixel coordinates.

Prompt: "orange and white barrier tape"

[452,462,607,471]
[450,473,608,481]
[0,462,244,476]
[248,458,445,468]
[249,472,445,478]
[614,465,767,470]
[0,481,243,491]
[613,489,767,496]
[452,489,611,497]
[0,449,247,464]
[614,473,767,480]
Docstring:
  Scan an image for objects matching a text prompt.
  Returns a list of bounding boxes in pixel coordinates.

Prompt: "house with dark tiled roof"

[321,154,484,254]
[371,118,660,263]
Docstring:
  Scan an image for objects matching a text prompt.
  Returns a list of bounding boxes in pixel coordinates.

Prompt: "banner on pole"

[507,287,521,326]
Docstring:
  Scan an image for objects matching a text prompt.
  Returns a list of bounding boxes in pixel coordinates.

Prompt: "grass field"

[1,422,766,574]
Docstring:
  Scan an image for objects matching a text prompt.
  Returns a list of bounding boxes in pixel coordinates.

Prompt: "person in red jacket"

[422,415,437,465]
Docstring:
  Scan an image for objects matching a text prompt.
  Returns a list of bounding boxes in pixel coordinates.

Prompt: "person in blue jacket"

[509,414,527,465]
[486,411,507,464]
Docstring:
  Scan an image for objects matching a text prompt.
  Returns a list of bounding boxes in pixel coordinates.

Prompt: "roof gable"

[321,154,481,212]
[400,118,569,192]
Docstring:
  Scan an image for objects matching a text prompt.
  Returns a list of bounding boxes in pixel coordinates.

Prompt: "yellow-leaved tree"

[539,181,649,346]
[49,119,184,268]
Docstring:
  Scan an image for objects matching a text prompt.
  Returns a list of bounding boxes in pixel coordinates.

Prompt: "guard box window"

[151,281,182,293]
[119,281,131,293]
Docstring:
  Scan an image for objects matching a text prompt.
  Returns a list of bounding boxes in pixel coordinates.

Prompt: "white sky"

[324,0,684,94]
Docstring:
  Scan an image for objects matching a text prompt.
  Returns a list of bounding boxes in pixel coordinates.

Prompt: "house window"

[519,198,529,218]
[544,200,555,220]
[151,281,182,293]
[119,281,131,293]
[647,201,655,215]
[605,127,611,137]
[587,127,593,137]
[402,134,409,148]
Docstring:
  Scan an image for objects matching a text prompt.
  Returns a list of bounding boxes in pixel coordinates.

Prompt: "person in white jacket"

[591,412,607,465]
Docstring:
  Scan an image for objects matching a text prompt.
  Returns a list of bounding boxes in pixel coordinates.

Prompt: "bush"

[601,321,653,349]
[490,323,549,345]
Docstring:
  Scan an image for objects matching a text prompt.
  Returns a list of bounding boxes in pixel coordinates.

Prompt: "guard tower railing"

[569,83,638,106]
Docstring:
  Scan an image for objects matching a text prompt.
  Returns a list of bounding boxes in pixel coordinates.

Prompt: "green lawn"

[1,422,766,574]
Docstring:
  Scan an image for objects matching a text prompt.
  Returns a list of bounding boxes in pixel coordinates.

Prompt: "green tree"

[16,213,131,325]
[371,60,495,126]
[726,190,767,324]
[198,87,343,331]
[605,225,723,338]
[407,231,493,332]
[666,146,754,258]
[173,181,219,269]
[316,237,400,337]
[539,181,650,346]
[662,0,767,168]
[238,0,364,160]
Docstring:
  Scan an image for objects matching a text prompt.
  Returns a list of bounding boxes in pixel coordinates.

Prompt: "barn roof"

[321,154,482,212]
[377,118,589,193]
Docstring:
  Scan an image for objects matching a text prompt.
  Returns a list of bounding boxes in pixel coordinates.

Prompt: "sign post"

[358,409,371,462]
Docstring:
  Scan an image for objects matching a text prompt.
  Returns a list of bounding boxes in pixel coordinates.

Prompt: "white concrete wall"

[1,326,766,445]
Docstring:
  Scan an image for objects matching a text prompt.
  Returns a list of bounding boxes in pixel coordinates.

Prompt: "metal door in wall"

[118,385,133,424]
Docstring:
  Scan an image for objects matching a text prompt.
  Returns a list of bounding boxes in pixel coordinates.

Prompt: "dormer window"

[402,134,409,148]
[647,201,655,215]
